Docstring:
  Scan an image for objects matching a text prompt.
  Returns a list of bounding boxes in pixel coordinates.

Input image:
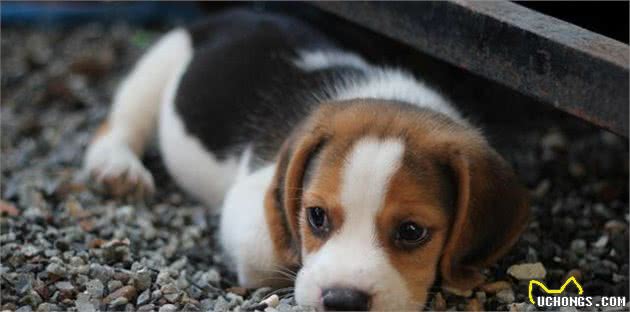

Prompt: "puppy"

[84,9,529,311]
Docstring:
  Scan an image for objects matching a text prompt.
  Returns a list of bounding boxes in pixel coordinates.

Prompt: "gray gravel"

[1,23,628,311]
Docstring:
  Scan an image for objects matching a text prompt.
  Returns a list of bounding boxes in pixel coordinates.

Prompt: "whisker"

[264,286,295,299]
[252,268,297,282]
[270,264,298,276]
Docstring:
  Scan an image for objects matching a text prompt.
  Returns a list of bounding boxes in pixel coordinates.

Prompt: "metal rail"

[312,1,629,136]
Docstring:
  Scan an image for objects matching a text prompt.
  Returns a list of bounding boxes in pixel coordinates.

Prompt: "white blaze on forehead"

[295,137,411,309]
[340,137,405,222]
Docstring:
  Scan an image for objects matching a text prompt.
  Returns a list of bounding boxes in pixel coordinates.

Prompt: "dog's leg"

[84,29,192,198]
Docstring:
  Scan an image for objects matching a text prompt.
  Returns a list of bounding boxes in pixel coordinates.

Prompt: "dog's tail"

[83,28,193,199]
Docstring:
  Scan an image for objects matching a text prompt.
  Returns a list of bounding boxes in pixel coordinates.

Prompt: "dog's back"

[176,9,347,163]
[84,9,372,205]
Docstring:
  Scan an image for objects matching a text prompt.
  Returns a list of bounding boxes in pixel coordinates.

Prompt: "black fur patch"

[175,9,365,165]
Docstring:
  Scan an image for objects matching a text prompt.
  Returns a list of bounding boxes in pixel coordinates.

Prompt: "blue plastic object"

[1,2,204,26]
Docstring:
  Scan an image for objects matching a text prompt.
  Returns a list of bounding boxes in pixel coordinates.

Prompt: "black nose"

[322,287,370,311]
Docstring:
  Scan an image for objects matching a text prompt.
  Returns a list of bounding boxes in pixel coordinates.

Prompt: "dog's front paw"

[83,136,155,199]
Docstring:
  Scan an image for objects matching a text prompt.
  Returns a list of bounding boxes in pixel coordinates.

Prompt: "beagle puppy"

[84,9,529,311]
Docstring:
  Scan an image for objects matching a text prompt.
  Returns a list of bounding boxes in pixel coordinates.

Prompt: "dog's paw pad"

[83,137,155,199]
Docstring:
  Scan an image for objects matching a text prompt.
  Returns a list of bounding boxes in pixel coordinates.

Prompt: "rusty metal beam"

[312,1,629,136]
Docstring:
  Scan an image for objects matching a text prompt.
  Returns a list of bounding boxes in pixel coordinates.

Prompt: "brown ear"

[440,143,530,291]
[264,127,328,268]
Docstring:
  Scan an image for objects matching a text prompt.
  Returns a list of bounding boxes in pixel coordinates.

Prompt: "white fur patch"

[295,138,414,310]
[108,29,193,148]
[219,164,281,287]
[339,138,405,213]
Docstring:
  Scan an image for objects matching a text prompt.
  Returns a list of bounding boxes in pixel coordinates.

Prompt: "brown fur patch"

[438,144,530,291]
[263,124,333,268]
[376,165,451,306]
[264,139,301,268]
[298,145,348,254]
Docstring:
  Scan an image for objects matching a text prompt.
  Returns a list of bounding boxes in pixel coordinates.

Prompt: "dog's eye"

[307,207,329,236]
[395,221,430,249]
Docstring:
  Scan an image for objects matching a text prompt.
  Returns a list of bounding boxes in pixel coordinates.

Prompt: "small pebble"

[152,289,162,300]
[20,291,42,307]
[136,289,150,305]
[15,274,33,295]
[109,297,128,307]
[604,220,627,234]
[532,180,551,199]
[261,294,279,309]
[36,303,60,312]
[134,269,152,290]
[169,257,188,271]
[214,296,230,312]
[157,271,173,286]
[103,286,137,304]
[75,293,95,312]
[108,280,123,292]
[182,303,200,312]
[541,130,567,150]
[507,263,547,280]
[16,306,33,312]
[199,299,214,311]
[54,281,74,291]
[45,263,66,277]
[22,245,41,258]
[86,279,104,298]
[570,239,587,255]
[89,264,113,283]
[592,235,609,248]
[161,284,181,301]
[442,285,472,297]
[159,304,178,312]
[226,292,244,306]
[137,304,155,312]
[509,303,526,312]
[496,289,515,304]
[612,273,625,283]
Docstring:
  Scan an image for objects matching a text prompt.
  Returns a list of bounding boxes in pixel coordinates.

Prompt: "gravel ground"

[1,24,628,312]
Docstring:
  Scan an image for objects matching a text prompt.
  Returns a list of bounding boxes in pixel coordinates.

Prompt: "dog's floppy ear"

[264,123,328,267]
[439,140,530,291]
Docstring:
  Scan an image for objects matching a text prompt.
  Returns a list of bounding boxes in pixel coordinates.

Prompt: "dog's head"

[264,100,529,311]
